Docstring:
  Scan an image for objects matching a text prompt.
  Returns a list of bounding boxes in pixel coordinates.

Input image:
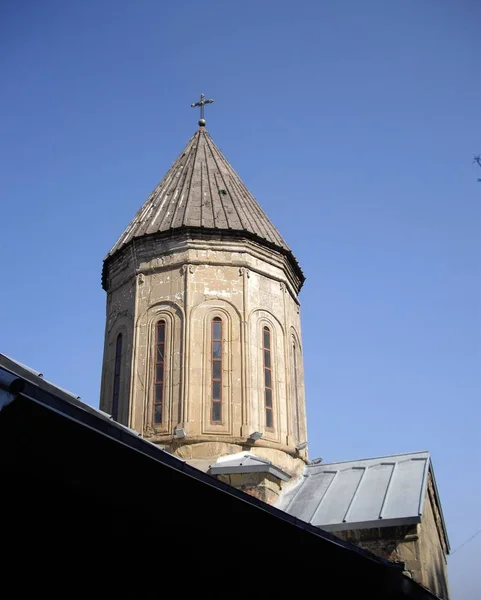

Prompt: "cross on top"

[191,93,214,127]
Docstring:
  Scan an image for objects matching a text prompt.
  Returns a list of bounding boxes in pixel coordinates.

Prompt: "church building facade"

[100,116,307,484]
[98,103,450,599]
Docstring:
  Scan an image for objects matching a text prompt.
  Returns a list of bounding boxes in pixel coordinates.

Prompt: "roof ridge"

[180,129,202,227]
[311,450,430,468]
[204,131,257,234]
[204,132,241,229]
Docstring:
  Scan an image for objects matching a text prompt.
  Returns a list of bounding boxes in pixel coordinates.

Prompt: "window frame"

[112,333,123,421]
[211,317,223,423]
[292,340,301,442]
[263,326,274,430]
[153,320,166,426]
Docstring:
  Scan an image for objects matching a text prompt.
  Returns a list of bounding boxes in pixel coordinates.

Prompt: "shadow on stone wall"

[425,552,449,600]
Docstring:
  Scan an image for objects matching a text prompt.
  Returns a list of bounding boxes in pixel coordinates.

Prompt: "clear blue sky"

[1,1,479,596]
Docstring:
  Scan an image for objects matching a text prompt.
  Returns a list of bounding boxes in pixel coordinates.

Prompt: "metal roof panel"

[277,452,436,532]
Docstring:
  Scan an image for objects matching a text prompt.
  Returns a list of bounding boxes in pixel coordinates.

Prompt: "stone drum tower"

[100,98,307,492]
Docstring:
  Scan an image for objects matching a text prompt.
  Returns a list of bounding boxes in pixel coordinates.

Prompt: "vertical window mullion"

[263,327,273,429]
[154,321,165,425]
[211,318,222,423]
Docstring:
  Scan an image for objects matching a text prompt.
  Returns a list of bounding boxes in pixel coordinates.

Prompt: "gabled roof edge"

[426,459,451,554]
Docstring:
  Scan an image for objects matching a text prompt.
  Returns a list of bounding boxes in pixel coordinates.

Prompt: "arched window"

[292,342,300,442]
[153,320,166,425]
[211,317,222,423]
[263,326,273,429]
[112,333,122,421]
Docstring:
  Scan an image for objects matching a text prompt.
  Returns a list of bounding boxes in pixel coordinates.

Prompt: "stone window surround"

[211,317,223,424]
[145,308,179,434]
[263,326,274,431]
[201,305,234,435]
[255,314,280,440]
[153,320,166,426]
[106,323,128,424]
[290,329,304,445]
[112,333,123,422]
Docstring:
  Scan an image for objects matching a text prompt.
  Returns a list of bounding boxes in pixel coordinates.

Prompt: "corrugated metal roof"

[277,452,437,532]
[106,128,301,273]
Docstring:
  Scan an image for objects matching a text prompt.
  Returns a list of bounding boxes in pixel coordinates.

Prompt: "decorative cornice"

[105,243,302,306]
[102,227,305,292]
[145,433,310,462]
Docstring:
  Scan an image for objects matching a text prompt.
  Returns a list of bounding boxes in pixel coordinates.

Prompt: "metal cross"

[191,93,214,126]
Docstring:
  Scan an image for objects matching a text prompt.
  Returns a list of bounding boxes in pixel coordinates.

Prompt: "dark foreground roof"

[0,354,440,599]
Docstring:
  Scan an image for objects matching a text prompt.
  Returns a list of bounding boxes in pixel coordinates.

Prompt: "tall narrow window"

[263,327,273,428]
[293,342,300,442]
[153,320,166,425]
[211,317,222,423]
[112,333,122,422]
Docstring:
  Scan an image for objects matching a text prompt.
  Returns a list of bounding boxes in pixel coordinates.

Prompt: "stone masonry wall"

[416,476,449,599]
[100,233,307,478]
[335,484,449,599]
[216,472,282,505]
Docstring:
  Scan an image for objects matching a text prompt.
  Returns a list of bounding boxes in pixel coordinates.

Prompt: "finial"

[191,93,214,127]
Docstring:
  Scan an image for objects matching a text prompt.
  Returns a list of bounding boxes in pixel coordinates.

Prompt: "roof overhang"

[320,516,422,533]
[0,355,442,599]
[209,452,291,482]
[102,227,305,292]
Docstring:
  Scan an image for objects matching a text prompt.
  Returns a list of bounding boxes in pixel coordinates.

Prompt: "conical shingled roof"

[106,128,303,283]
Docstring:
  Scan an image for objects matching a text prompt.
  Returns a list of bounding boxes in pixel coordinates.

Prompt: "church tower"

[100,99,307,489]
